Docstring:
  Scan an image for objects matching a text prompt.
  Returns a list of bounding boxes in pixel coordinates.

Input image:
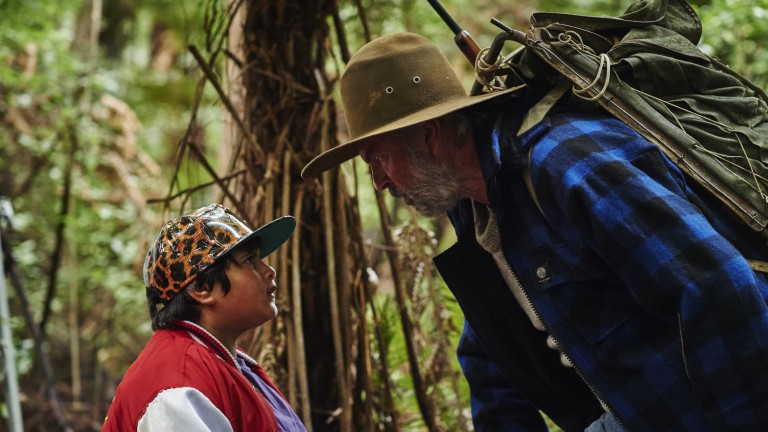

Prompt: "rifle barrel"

[426,0,481,64]
[426,0,462,35]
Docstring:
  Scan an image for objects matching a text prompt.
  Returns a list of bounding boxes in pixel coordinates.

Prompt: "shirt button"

[536,266,549,282]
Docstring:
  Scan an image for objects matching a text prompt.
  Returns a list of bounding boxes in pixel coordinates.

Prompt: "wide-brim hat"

[144,204,295,304]
[301,32,522,178]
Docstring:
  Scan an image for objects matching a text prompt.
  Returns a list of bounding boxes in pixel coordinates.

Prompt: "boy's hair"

[148,237,260,330]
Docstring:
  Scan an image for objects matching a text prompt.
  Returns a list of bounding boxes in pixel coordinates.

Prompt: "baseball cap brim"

[237,215,296,259]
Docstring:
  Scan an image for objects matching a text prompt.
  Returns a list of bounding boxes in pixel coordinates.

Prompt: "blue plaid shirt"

[439,112,768,431]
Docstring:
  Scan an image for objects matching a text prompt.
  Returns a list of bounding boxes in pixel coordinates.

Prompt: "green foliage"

[0,0,221,428]
[695,0,768,89]
[368,273,471,430]
[0,0,82,41]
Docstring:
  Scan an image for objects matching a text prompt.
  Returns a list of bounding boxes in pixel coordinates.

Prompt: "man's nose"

[370,165,390,192]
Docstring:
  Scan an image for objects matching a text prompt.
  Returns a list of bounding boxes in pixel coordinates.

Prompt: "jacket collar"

[171,320,251,370]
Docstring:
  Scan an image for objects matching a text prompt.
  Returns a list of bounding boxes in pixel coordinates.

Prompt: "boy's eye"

[238,257,256,271]
[242,254,261,267]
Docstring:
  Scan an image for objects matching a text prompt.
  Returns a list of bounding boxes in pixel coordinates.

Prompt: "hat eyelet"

[385,86,394,94]
[413,76,420,83]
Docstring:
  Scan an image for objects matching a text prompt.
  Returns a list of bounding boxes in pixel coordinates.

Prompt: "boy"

[104,204,306,431]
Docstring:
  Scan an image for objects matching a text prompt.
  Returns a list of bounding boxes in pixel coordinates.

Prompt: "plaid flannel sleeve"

[457,321,549,432]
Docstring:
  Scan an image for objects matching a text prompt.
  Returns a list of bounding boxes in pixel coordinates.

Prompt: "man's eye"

[361,151,379,164]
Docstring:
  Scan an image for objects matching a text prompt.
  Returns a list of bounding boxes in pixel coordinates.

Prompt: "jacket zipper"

[500,256,632,431]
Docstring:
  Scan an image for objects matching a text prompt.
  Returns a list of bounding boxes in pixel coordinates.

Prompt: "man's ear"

[187,285,216,306]
[423,119,441,157]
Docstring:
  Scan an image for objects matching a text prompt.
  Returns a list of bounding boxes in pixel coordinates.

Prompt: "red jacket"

[103,325,280,431]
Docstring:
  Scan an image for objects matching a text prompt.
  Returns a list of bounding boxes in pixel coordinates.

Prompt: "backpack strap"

[519,79,571,216]
[748,260,768,273]
[518,79,571,136]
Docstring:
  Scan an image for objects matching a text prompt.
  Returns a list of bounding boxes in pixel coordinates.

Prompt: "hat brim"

[234,215,296,259]
[301,85,524,178]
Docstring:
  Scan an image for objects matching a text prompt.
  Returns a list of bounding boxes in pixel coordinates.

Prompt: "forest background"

[0,0,766,430]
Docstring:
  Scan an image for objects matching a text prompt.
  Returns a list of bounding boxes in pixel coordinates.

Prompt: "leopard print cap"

[143,204,295,304]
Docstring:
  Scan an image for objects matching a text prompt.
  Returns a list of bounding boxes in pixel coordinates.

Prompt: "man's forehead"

[358,132,401,152]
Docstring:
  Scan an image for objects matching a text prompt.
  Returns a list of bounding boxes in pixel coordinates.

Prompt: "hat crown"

[143,204,254,302]
[341,32,467,141]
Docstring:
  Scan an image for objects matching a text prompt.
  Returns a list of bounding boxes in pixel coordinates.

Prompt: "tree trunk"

[233,1,369,430]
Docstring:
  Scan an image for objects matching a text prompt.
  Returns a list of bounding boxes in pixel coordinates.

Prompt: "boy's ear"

[187,285,216,305]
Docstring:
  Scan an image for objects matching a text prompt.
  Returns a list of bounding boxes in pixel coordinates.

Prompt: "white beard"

[391,145,465,217]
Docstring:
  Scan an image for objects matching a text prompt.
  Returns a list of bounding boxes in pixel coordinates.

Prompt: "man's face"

[358,127,464,217]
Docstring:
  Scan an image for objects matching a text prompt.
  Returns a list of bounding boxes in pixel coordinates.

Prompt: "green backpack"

[476,0,768,249]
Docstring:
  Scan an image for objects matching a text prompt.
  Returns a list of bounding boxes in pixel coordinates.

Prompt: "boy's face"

[212,247,279,332]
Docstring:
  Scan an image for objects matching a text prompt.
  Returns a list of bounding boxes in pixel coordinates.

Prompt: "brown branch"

[40,127,76,335]
[322,169,353,432]
[353,0,371,43]
[146,169,247,205]
[375,191,439,431]
[333,1,403,428]
[186,139,249,218]
[2,229,73,431]
[187,44,265,167]
[159,65,247,216]
[332,0,350,62]
[164,75,207,210]
[290,183,313,429]
[348,200,400,431]
[13,154,49,197]
[335,169,356,428]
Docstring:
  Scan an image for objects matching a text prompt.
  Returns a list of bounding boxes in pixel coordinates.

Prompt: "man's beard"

[390,146,464,217]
